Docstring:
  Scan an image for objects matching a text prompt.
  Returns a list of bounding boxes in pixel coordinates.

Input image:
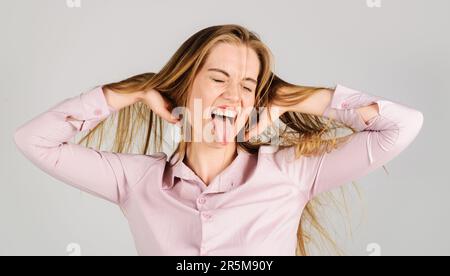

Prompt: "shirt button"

[341,102,349,108]
[197,197,206,205]
[201,212,212,220]
[93,109,102,116]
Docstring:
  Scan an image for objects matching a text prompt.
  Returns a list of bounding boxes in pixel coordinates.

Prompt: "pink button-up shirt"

[13,84,424,256]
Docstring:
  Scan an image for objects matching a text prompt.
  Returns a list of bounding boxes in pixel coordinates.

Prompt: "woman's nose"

[222,84,241,101]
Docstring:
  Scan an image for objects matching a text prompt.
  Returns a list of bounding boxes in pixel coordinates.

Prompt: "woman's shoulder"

[114,151,168,180]
[117,151,167,163]
[257,144,300,166]
[258,144,320,167]
[258,144,294,155]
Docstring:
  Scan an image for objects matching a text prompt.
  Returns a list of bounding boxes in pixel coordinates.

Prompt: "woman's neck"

[185,142,238,186]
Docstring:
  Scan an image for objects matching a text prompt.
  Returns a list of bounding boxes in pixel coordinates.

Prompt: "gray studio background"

[1,0,448,256]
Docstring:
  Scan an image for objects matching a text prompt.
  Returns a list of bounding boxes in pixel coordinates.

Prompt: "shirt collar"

[164,146,253,194]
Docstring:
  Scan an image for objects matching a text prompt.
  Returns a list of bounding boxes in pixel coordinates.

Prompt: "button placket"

[200,245,208,256]
[196,195,208,211]
[199,209,212,256]
[201,212,212,221]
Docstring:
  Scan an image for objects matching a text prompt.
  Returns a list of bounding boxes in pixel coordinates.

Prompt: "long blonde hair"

[79,24,362,255]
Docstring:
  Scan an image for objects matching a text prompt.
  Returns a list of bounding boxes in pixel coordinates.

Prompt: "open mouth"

[210,107,239,144]
[210,108,238,124]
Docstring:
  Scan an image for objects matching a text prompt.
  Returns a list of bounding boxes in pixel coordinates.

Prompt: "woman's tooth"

[211,108,237,123]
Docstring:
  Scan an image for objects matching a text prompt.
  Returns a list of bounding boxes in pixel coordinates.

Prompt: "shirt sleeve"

[275,84,424,200]
[13,86,166,205]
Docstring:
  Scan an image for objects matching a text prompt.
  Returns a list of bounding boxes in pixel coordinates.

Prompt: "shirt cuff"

[322,84,385,131]
[59,85,118,132]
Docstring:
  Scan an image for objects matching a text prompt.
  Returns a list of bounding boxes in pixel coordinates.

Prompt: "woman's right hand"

[138,88,180,125]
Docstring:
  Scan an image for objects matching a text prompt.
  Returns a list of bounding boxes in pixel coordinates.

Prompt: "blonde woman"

[13,24,424,256]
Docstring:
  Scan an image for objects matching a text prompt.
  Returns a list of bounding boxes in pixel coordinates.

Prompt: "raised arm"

[13,86,164,205]
[277,84,424,200]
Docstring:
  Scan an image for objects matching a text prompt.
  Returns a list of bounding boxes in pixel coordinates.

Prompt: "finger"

[155,107,179,124]
[161,96,181,124]
[244,107,271,141]
[235,107,254,142]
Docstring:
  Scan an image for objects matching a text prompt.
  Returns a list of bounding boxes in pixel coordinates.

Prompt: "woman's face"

[186,42,260,146]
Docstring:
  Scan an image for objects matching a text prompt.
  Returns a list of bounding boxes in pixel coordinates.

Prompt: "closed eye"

[211,78,253,92]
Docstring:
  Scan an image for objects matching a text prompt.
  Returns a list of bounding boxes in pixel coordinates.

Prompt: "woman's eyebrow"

[207,68,257,84]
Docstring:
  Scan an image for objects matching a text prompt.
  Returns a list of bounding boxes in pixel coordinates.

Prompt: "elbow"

[13,125,41,162]
[395,109,424,149]
[13,125,32,153]
[416,110,424,131]
[410,110,424,137]
[13,126,26,151]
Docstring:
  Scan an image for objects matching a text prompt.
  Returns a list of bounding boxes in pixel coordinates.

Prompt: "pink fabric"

[13,84,424,255]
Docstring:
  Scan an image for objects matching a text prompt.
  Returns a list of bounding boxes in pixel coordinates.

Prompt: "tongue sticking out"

[212,115,234,144]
